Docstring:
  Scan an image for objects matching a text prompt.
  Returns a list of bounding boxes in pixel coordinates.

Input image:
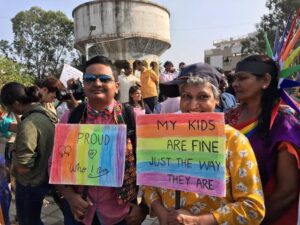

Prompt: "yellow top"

[140,68,158,98]
[143,125,265,225]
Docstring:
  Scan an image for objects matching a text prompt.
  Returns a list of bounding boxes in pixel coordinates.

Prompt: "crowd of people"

[0,53,299,225]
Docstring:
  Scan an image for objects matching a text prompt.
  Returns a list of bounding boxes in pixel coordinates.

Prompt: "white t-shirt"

[56,102,69,120]
[160,97,181,114]
[159,70,178,83]
[118,74,140,103]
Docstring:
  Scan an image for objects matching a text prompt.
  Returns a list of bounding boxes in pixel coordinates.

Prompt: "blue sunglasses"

[83,74,114,83]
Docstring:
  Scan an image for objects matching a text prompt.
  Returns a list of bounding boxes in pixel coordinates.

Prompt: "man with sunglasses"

[55,55,146,225]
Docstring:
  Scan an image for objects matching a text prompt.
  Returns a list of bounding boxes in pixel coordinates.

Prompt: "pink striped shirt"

[60,101,130,225]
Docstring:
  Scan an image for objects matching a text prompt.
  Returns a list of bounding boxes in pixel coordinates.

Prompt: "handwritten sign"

[137,113,226,197]
[59,64,83,87]
[49,124,127,187]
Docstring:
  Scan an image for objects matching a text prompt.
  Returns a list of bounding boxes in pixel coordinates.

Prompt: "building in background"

[73,0,171,75]
[204,33,256,72]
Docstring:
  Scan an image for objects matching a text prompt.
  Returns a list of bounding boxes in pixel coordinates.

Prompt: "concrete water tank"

[73,0,171,62]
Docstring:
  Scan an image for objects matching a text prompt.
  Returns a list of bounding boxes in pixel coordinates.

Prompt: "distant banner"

[137,113,226,197]
[50,124,127,187]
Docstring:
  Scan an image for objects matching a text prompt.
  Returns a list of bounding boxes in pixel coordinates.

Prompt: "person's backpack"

[68,102,136,150]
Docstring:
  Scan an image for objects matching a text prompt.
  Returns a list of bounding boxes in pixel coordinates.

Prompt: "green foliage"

[242,0,300,54]
[0,57,34,89]
[11,7,77,79]
[0,40,14,59]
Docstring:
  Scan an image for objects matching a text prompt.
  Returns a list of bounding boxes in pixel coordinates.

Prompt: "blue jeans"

[61,198,83,225]
[0,179,11,225]
[15,182,49,225]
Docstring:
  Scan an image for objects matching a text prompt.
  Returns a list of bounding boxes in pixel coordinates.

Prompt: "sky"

[0,0,269,67]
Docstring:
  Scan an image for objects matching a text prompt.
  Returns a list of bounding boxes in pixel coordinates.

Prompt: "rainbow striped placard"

[49,124,126,187]
[137,113,226,197]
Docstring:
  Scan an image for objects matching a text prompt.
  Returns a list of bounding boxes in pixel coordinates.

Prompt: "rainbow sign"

[137,113,226,197]
[49,124,126,187]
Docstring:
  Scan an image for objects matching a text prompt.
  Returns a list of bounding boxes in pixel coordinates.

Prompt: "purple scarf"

[249,112,300,187]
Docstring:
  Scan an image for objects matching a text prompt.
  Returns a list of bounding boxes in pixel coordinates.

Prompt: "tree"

[242,0,300,54]
[11,7,76,79]
[0,57,34,89]
[0,40,14,59]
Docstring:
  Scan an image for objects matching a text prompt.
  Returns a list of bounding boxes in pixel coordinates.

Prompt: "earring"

[262,85,267,89]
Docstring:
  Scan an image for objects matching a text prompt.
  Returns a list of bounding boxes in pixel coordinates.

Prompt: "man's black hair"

[164,61,173,67]
[123,61,131,70]
[135,60,143,65]
[84,55,113,72]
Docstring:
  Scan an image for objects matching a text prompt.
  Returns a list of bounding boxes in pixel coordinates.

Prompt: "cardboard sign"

[137,113,226,197]
[59,64,83,87]
[49,124,126,187]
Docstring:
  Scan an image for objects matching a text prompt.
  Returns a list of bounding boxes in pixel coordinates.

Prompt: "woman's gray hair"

[179,76,220,99]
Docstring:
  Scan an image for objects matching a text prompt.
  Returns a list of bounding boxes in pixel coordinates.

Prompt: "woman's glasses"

[83,74,113,84]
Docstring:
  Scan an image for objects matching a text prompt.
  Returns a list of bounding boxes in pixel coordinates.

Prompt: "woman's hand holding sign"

[167,209,217,225]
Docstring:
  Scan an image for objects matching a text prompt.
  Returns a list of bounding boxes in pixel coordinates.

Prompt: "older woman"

[226,55,300,225]
[143,63,265,225]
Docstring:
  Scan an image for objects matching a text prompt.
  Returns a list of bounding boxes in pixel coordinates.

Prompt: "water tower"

[73,0,171,72]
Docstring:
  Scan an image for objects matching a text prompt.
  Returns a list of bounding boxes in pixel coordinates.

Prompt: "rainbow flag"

[136,113,226,197]
[49,124,126,187]
[239,121,258,138]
